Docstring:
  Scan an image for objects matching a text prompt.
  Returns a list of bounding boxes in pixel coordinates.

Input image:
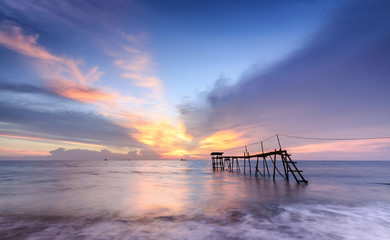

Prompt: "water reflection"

[2,160,390,220]
[1,160,390,239]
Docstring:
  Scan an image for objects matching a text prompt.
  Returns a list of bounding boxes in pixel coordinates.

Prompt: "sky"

[0,0,389,160]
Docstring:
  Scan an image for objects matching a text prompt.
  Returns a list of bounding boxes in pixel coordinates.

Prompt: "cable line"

[278,134,390,141]
[224,133,390,153]
[247,134,276,146]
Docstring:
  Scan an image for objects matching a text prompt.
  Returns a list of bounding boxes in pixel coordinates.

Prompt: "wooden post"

[249,156,252,174]
[281,154,288,181]
[276,134,282,150]
[264,157,270,177]
[245,146,251,174]
[243,152,246,174]
[261,142,270,177]
[269,156,276,180]
[273,150,277,180]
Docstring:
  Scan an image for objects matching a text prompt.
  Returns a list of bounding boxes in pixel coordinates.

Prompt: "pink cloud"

[0,21,59,61]
[287,139,390,154]
[0,20,103,89]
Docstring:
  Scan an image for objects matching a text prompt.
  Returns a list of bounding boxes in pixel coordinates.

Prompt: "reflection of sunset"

[128,180,187,213]
[121,163,192,214]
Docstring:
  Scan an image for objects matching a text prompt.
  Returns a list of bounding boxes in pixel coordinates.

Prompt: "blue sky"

[0,0,389,160]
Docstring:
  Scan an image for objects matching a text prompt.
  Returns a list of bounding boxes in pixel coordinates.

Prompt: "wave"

[1,203,389,240]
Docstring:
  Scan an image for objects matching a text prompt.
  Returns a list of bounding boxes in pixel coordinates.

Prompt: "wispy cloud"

[113,33,164,95]
[0,20,105,102]
[0,21,57,60]
[0,0,127,34]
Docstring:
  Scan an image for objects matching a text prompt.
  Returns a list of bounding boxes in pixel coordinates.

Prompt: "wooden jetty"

[210,147,308,183]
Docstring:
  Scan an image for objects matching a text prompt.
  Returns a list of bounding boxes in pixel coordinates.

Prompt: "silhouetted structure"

[210,135,307,183]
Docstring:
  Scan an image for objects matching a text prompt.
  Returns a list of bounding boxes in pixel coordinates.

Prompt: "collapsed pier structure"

[210,134,308,183]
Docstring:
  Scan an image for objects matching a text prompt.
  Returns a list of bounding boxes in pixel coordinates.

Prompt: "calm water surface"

[0,160,389,239]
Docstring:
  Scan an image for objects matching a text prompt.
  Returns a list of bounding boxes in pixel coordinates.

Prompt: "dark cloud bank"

[180,0,390,140]
[0,148,160,161]
[0,82,162,160]
[0,82,139,147]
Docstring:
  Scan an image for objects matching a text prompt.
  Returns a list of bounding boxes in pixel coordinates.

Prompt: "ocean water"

[0,160,389,240]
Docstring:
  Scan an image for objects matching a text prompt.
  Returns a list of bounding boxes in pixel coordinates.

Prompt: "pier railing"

[210,134,308,183]
[210,133,390,183]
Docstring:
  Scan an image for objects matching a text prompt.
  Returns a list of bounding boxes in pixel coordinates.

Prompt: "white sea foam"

[1,203,389,240]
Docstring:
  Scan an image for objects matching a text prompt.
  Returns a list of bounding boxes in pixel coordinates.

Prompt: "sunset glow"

[0,1,389,160]
[199,130,247,151]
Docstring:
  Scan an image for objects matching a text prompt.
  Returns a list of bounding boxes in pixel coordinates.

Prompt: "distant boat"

[104,158,108,161]
[180,159,187,161]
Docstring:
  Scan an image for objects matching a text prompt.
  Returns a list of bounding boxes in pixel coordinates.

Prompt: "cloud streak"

[0,82,146,152]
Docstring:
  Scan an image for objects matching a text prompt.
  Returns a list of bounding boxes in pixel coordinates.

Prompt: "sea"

[0,160,389,240]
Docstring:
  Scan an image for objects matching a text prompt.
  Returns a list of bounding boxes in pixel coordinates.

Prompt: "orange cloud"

[48,81,116,103]
[134,120,192,146]
[199,130,247,151]
[133,119,193,158]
